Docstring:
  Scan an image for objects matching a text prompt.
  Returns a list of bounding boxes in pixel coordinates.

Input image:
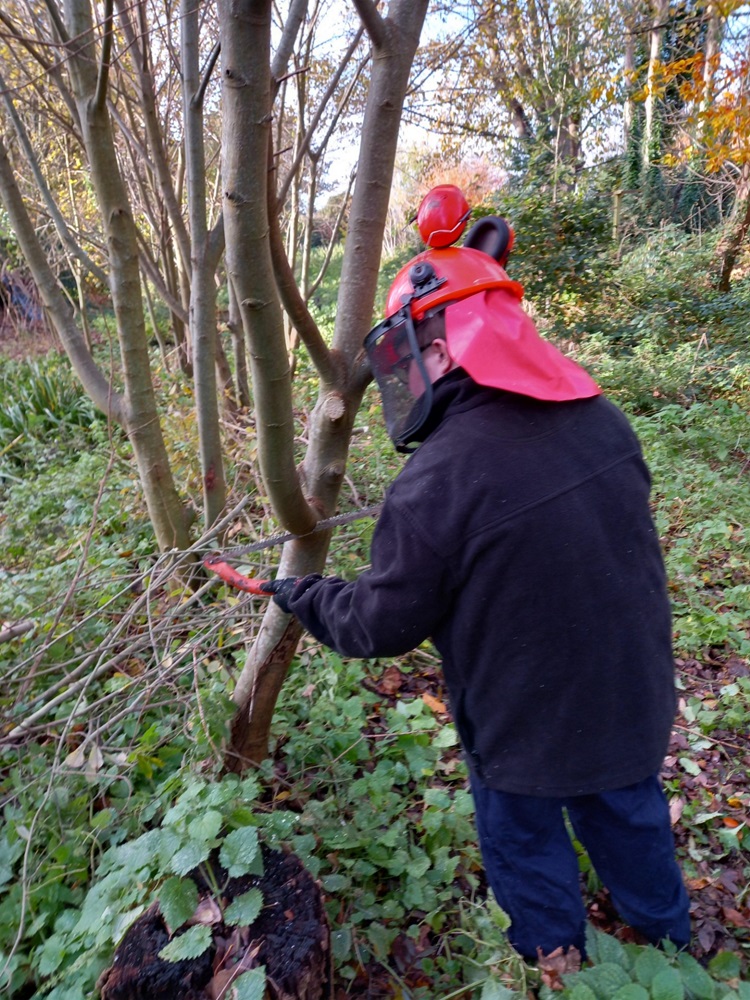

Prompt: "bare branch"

[276,25,364,210]
[271,0,308,86]
[268,162,336,383]
[41,0,69,45]
[306,168,355,300]
[0,72,107,284]
[93,0,114,112]
[351,0,385,47]
[135,228,189,324]
[195,40,221,111]
[0,133,127,424]
[0,622,35,643]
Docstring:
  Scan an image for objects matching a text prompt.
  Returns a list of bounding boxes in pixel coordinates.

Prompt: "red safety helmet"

[385,246,524,322]
[365,186,601,451]
[416,184,471,248]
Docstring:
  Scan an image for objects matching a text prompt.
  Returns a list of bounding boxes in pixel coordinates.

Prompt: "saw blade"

[209,502,383,561]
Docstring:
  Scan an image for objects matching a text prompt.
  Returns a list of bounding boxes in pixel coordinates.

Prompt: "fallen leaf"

[378,665,405,695]
[85,745,104,778]
[422,692,447,714]
[188,896,223,927]
[669,796,686,825]
[537,946,582,991]
[722,907,750,928]
[64,745,87,769]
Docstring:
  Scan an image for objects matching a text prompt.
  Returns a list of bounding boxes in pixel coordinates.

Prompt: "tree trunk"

[0,132,126,424]
[717,164,750,291]
[644,0,668,167]
[222,0,429,770]
[699,1,724,135]
[62,0,191,551]
[181,0,227,529]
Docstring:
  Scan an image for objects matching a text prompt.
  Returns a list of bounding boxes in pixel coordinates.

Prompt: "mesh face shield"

[364,306,435,453]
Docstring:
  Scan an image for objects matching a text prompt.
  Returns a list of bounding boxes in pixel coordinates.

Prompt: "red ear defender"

[416,185,471,248]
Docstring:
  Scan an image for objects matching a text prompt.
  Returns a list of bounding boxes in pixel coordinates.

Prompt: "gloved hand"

[257,577,298,613]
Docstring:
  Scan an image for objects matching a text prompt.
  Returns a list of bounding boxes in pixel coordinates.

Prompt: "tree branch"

[134,228,189,324]
[351,0,385,47]
[41,0,70,45]
[0,72,107,285]
[0,133,126,424]
[195,40,221,111]
[267,158,336,383]
[276,25,364,210]
[271,0,308,87]
[306,170,355,302]
[93,0,114,113]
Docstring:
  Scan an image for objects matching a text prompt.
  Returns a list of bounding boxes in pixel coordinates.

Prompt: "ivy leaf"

[159,876,199,931]
[158,924,212,963]
[224,888,263,927]
[169,840,211,877]
[233,966,267,1000]
[219,827,259,878]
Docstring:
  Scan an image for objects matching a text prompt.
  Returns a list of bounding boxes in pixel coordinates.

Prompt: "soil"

[97,845,330,1000]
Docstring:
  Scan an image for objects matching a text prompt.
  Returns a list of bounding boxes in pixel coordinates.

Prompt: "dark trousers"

[470,774,691,959]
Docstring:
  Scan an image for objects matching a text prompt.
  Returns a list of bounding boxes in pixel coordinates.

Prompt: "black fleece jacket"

[287,372,677,797]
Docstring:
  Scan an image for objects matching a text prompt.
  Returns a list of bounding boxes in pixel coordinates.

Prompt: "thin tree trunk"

[223,0,429,770]
[181,0,226,529]
[63,0,190,551]
[644,0,668,166]
[0,132,126,423]
[717,164,750,291]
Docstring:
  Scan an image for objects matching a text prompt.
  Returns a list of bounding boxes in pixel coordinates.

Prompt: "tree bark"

[222,0,429,769]
[0,132,127,424]
[644,0,668,167]
[717,163,750,291]
[181,0,227,529]
[61,0,191,551]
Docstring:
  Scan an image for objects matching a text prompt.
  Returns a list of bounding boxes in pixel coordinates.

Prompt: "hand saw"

[202,502,382,593]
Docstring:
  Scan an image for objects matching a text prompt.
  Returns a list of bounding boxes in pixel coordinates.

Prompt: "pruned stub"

[98,845,330,1000]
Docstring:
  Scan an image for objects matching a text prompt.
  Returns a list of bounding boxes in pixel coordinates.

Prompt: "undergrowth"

[1,225,750,997]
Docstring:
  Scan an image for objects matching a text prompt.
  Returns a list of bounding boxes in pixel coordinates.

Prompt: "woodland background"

[0,1,749,998]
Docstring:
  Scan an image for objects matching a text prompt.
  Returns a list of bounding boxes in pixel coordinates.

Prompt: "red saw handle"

[203,555,273,595]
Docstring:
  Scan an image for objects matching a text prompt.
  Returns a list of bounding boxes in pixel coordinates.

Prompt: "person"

[261,185,691,961]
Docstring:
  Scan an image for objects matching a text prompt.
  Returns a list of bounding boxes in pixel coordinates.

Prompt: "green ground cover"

[1,224,749,999]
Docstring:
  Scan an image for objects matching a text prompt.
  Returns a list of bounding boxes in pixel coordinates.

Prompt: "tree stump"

[97,846,330,1000]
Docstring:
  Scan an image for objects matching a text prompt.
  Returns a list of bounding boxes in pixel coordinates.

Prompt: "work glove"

[257,577,298,614]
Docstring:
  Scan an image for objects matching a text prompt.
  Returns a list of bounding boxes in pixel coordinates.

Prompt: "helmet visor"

[364,306,434,452]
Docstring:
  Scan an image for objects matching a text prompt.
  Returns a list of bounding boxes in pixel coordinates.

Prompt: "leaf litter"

[340,642,750,996]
